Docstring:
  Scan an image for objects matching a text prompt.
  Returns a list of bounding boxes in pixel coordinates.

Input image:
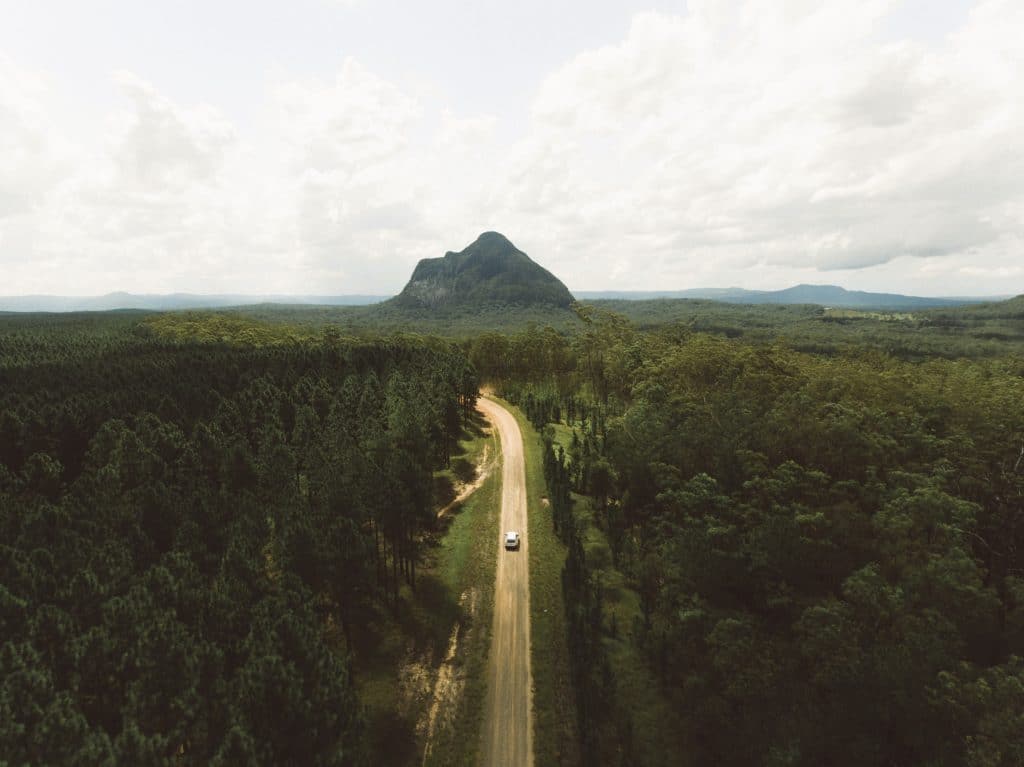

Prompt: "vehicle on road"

[504,531,520,550]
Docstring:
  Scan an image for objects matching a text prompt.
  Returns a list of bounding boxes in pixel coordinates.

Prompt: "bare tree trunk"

[392,536,399,603]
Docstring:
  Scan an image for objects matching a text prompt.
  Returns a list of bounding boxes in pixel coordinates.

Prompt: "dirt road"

[478,397,534,767]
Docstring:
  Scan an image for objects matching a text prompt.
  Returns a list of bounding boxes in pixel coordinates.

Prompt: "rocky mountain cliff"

[389,232,574,310]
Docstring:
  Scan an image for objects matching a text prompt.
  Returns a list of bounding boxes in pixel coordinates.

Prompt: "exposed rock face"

[391,232,574,310]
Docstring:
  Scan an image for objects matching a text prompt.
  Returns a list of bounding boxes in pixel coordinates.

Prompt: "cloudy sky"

[1,0,1021,297]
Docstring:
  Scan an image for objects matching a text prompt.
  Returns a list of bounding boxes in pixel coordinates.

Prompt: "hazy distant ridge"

[0,293,389,313]
[2,282,1011,314]
[577,284,1007,309]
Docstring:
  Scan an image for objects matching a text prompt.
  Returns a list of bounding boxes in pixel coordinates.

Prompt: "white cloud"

[110,71,235,190]
[57,76,244,289]
[496,0,1023,292]
[0,58,68,222]
[1,0,1022,296]
[275,59,421,176]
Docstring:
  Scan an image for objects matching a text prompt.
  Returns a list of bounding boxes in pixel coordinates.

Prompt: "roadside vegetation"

[487,303,1024,766]
[495,397,581,766]
[421,416,501,766]
[580,295,1024,358]
[0,313,477,765]
[4,286,1024,766]
[546,422,690,767]
[357,413,501,767]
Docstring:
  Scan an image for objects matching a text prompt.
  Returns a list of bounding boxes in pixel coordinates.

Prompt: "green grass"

[354,400,584,767]
[552,426,692,767]
[432,424,492,513]
[577,493,692,767]
[353,413,502,767]
[493,397,581,766]
[549,422,576,450]
[422,438,501,767]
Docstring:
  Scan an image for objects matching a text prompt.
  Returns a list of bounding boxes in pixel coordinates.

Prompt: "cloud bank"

[1,0,1021,296]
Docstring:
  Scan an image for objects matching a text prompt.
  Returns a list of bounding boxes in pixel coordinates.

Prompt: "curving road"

[478,397,534,767]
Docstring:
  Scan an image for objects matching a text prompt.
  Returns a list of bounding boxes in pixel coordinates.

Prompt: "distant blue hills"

[0,292,389,313]
[0,283,1013,313]
[577,284,1012,310]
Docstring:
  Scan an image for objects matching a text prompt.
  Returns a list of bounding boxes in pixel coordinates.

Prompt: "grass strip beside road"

[550,423,692,767]
[355,414,500,767]
[423,415,502,767]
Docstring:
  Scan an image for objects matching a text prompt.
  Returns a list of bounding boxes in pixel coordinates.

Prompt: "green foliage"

[588,296,1024,358]
[143,312,314,345]
[542,436,633,765]
[498,399,581,766]
[0,313,479,764]
[6,287,1023,765]
[497,306,1024,765]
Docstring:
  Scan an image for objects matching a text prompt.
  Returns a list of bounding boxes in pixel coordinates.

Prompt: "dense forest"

[0,313,477,764]
[481,305,1024,766]
[4,296,1024,766]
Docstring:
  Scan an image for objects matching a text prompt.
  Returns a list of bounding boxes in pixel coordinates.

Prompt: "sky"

[1,0,1021,297]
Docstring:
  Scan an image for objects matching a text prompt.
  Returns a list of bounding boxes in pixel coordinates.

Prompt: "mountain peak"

[473,231,515,246]
[390,232,574,310]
